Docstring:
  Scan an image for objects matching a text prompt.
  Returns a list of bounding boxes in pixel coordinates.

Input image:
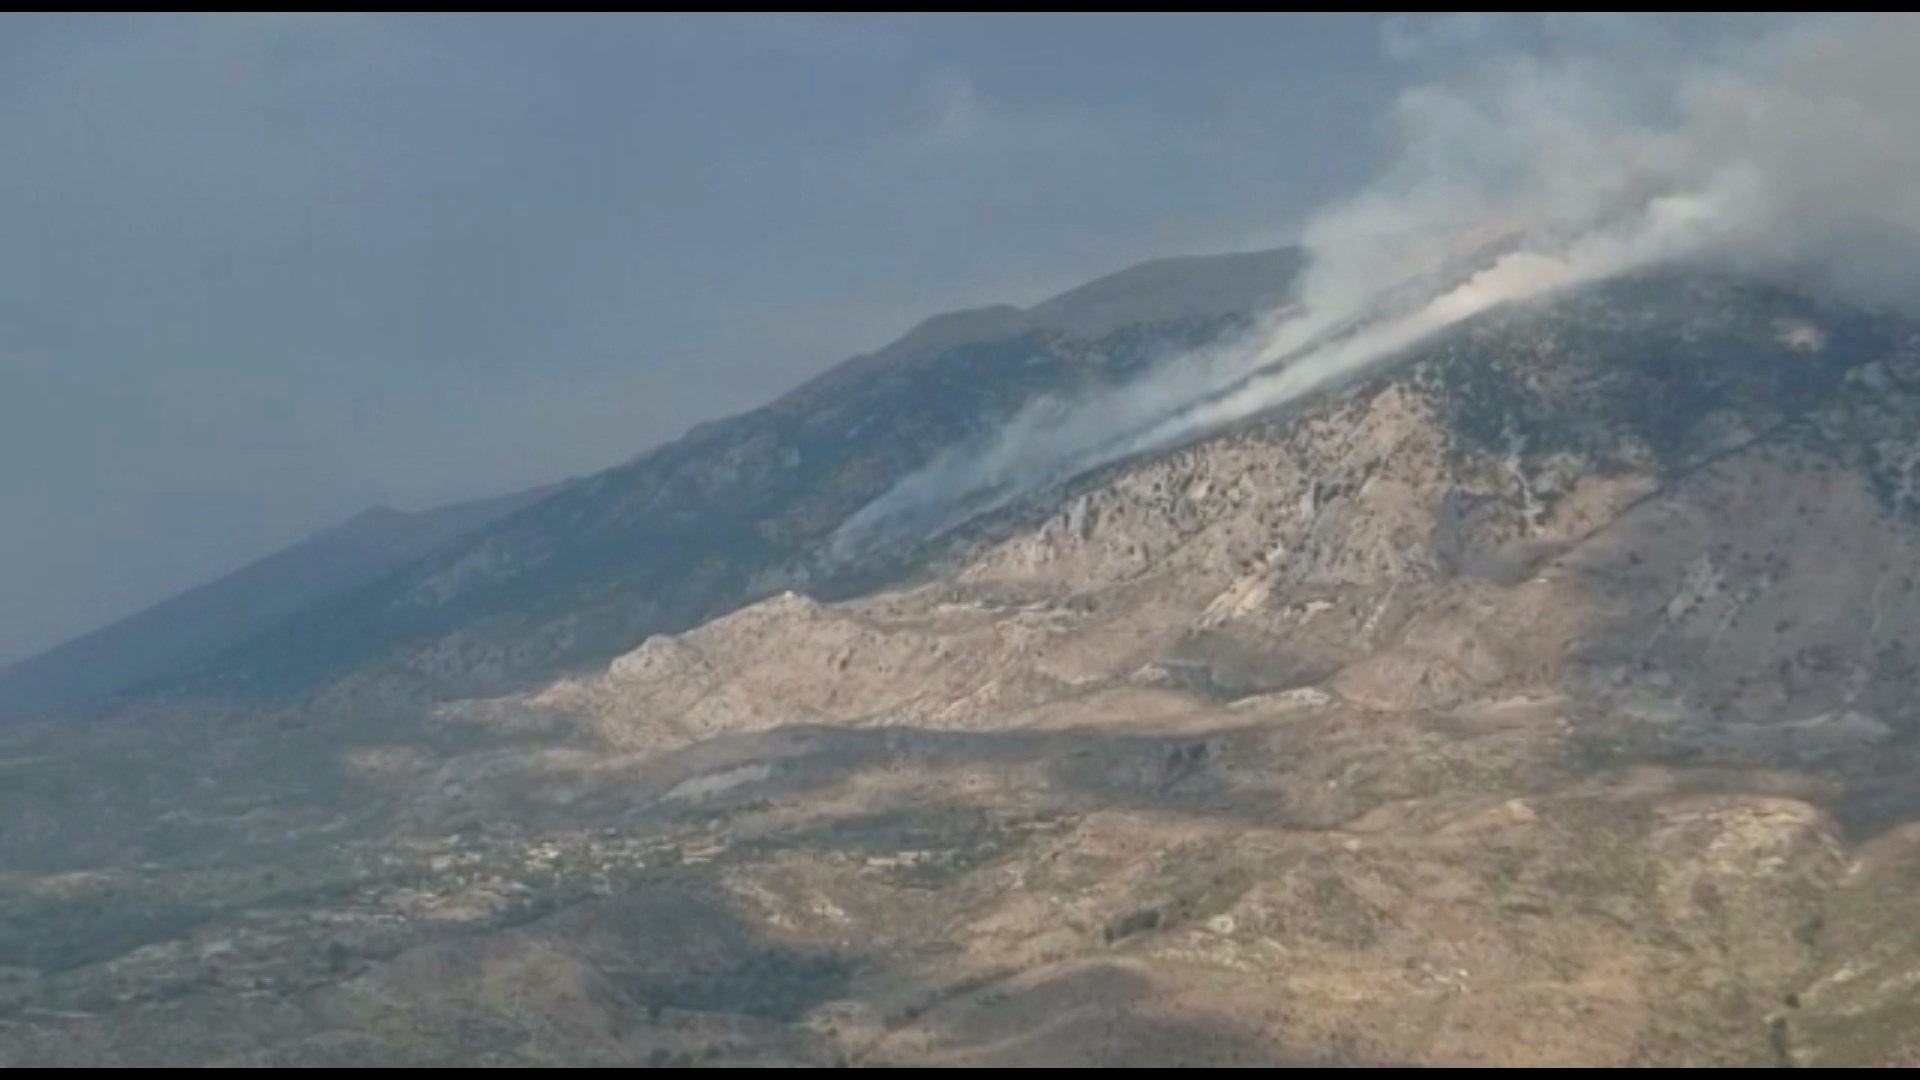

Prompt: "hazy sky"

[0,14,1741,664]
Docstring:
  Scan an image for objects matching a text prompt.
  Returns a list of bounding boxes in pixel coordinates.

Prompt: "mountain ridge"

[0,482,567,717]
[178,248,1310,710]
[1,248,1306,719]
[781,247,1307,404]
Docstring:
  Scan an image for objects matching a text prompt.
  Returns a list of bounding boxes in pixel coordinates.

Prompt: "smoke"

[834,14,1920,558]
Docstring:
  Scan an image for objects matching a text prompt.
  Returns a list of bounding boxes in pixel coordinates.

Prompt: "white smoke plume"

[834,14,1920,558]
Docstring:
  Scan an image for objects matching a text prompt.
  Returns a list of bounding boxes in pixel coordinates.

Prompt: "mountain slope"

[9,266,1920,1065]
[0,485,564,718]
[198,248,1306,708]
[498,270,1920,1066]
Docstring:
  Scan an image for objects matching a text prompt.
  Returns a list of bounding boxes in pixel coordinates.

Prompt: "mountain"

[9,259,1920,1065]
[10,241,1301,720]
[191,247,1308,708]
[0,485,564,717]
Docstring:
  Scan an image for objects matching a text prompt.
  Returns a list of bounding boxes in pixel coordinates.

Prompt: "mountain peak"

[1023,247,1307,338]
[883,303,1029,359]
[789,248,1306,406]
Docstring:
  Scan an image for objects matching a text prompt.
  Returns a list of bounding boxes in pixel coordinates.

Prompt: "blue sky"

[0,14,1754,662]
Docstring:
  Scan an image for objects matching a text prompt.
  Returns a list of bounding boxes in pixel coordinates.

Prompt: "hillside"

[0,485,563,718]
[194,248,1308,708]
[6,268,1920,1064]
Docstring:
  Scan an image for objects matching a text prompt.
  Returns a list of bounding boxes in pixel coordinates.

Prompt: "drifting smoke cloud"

[834,14,1920,557]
